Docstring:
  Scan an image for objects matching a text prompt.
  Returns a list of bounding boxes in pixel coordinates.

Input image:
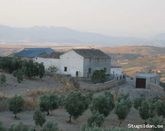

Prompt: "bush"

[42,121,59,131]
[115,94,132,126]
[148,116,164,131]
[0,122,6,131]
[139,100,151,123]
[0,74,6,85]
[9,95,24,118]
[87,112,105,127]
[33,109,46,127]
[117,94,132,110]
[16,69,24,83]
[40,94,59,115]
[65,91,89,123]
[90,95,114,117]
[115,102,129,126]
[156,100,165,118]
[91,70,106,83]
[9,122,29,131]
[134,97,143,110]
[81,125,134,131]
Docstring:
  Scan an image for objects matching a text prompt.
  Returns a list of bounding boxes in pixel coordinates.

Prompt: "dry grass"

[23,98,38,111]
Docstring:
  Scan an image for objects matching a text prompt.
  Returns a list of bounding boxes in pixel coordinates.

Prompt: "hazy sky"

[0,0,165,37]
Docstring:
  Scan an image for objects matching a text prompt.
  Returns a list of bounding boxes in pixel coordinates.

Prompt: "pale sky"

[0,0,165,37]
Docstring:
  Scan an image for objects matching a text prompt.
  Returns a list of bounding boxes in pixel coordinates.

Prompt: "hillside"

[119,55,165,82]
[101,46,165,56]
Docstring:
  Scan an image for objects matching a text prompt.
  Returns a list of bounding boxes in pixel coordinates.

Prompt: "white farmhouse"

[60,49,111,77]
[33,49,111,77]
[33,52,61,73]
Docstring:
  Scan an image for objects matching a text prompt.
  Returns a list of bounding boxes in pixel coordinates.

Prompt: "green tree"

[90,95,113,117]
[115,101,130,126]
[33,109,46,127]
[156,100,165,118]
[0,122,6,131]
[104,92,115,110]
[148,116,164,131]
[16,69,24,83]
[64,91,89,123]
[134,97,143,110]
[40,94,59,115]
[9,122,29,131]
[9,96,24,119]
[38,63,45,79]
[42,121,59,131]
[91,70,106,83]
[139,100,150,123]
[0,74,6,86]
[87,112,105,127]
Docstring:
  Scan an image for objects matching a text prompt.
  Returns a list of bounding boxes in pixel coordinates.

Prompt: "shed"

[135,73,160,88]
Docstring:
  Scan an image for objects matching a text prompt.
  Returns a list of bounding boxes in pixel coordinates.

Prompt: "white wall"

[111,68,123,76]
[84,58,111,77]
[33,57,60,72]
[60,50,84,77]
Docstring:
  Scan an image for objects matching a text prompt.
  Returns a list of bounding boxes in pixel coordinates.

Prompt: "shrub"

[115,102,129,126]
[139,100,150,123]
[40,94,59,115]
[156,100,165,118]
[0,122,6,131]
[65,91,89,123]
[42,121,59,131]
[117,94,132,110]
[9,122,29,131]
[134,97,143,110]
[33,109,46,127]
[16,69,24,83]
[148,116,164,131]
[104,92,115,110]
[91,70,106,83]
[90,95,113,117]
[81,125,134,131]
[9,95,24,118]
[0,74,6,85]
[87,112,105,127]
[0,98,8,111]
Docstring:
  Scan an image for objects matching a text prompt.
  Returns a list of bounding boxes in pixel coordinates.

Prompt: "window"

[88,68,91,74]
[104,68,107,72]
[64,67,67,72]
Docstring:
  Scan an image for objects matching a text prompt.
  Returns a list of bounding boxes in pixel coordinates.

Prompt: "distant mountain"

[0,25,165,46]
[15,48,54,58]
[0,25,145,46]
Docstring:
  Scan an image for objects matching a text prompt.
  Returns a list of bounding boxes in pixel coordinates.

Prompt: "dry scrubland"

[119,55,165,82]
[0,73,165,131]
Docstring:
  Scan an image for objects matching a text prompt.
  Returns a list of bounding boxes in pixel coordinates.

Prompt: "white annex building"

[34,49,111,77]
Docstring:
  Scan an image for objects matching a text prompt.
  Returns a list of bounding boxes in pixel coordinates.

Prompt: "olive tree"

[40,94,59,115]
[139,100,151,124]
[9,95,24,119]
[87,112,105,127]
[156,100,165,118]
[0,74,6,86]
[64,91,89,123]
[9,122,29,131]
[42,121,59,131]
[0,122,6,131]
[90,94,114,117]
[33,109,46,127]
[115,94,132,126]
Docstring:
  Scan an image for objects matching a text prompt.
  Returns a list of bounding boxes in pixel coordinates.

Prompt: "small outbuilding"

[110,66,124,80]
[135,73,160,89]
